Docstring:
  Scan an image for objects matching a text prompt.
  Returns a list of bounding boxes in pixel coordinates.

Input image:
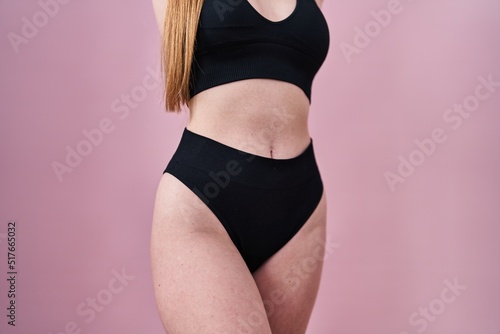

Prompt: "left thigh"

[252,191,328,334]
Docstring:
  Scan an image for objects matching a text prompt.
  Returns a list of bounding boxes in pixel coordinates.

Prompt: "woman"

[150,0,330,333]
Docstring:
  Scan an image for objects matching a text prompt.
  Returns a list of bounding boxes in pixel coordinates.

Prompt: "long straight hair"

[161,0,204,112]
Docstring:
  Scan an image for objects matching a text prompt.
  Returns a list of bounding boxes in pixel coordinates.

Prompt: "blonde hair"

[161,0,204,112]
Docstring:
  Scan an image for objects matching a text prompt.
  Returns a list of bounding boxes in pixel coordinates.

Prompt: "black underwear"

[163,128,323,272]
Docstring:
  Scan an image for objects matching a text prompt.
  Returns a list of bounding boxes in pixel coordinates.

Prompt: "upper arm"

[152,0,167,32]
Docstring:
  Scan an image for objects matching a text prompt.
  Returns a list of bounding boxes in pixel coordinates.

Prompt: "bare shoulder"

[152,0,167,31]
[316,0,324,8]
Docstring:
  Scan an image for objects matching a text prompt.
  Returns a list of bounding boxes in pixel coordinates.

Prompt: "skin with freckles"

[150,0,328,333]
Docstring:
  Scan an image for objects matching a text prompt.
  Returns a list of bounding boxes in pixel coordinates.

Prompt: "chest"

[196,0,329,59]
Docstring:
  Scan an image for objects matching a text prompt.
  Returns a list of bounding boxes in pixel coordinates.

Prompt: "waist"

[187,79,311,159]
[167,127,321,189]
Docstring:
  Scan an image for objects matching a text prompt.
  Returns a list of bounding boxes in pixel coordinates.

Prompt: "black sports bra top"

[189,0,330,103]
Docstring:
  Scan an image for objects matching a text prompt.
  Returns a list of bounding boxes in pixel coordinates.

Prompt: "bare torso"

[188,78,310,159]
[153,0,324,159]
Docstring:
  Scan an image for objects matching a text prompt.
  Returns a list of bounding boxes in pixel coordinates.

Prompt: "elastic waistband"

[165,127,321,189]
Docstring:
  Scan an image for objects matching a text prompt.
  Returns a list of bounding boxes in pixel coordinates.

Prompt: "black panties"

[163,128,323,273]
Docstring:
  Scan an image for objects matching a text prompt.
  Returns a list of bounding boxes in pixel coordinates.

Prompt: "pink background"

[1,0,499,333]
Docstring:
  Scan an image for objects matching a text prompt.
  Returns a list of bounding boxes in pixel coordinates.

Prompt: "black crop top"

[189,0,330,103]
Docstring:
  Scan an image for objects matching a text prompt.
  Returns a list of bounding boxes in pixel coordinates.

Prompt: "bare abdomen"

[187,78,312,159]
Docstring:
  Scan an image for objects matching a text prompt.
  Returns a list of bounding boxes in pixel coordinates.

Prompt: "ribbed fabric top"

[189,0,330,103]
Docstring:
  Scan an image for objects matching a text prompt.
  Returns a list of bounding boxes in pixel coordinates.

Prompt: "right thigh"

[150,173,272,334]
